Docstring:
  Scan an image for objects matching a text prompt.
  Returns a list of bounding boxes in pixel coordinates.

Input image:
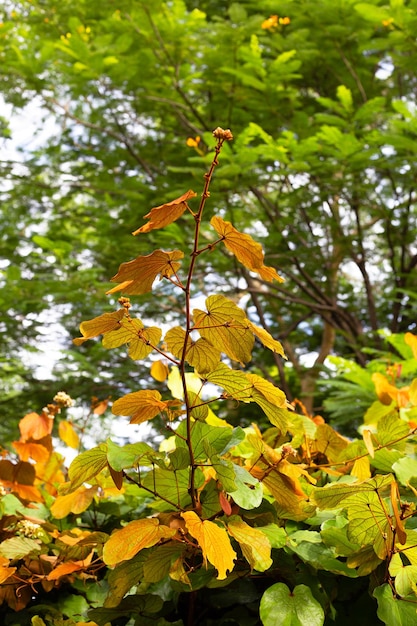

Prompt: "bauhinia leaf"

[106,250,184,295]
[103,518,176,566]
[247,321,286,357]
[132,190,197,234]
[204,363,253,401]
[193,295,254,364]
[344,491,393,559]
[210,216,284,283]
[67,444,108,492]
[313,474,393,509]
[181,510,236,580]
[51,486,99,519]
[150,360,169,382]
[103,318,162,360]
[165,326,221,373]
[73,309,125,345]
[227,516,272,572]
[112,390,169,424]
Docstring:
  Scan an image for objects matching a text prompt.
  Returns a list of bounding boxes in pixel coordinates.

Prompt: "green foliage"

[1,127,417,626]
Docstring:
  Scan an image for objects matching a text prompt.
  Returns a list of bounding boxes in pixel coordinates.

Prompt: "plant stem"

[179,134,229,509]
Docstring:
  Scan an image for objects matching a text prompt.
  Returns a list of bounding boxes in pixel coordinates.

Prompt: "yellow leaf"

[165,326,191,359]
[187,338,221,374]
[313,424,349,462]
[193,295,254,364]
[210,216,284,283]
[73,309,125,345]
[372,372,401,405]
[112,390,168,424]
[58,420,80,449]
[165,327,220,372]
[246,373,288,430]
[405,333,417,358]
[106,250,184,295]
[51,486,99,519]
[247,321,286,357]
[362,429,375,458]
[205,363,253,401]
[151,360,169,382]
[409,378,417,406]
[351,456,371,481]
[103,318,161,360]
[103,518,175,566]
[227,516,272,572]
[132,190,197,234]
[181,511,236,580]
[167,367,204,400]
[251,465,309,520]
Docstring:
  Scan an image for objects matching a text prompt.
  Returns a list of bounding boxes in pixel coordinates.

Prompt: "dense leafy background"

[2,0,417,436]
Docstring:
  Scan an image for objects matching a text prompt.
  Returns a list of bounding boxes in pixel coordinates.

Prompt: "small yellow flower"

[279,17,291,25]
[261,15,278,30]
[186,136,201,148]
[382,18,394,27]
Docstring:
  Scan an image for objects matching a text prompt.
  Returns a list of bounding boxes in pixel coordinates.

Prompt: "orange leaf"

[0,565,16,585]
[210,216,284,283]
[103,518,175,566]
[132,190,197,234]
[181,510,236,580]
[219,491,232,516]
[50,486,99,519]
[112,390,168,424]
[19,412,53,441]
[47,551,94,581]
[12,441,50,464]
[59,421,80,449]
[106,249,184,295]
[73,309,125,346]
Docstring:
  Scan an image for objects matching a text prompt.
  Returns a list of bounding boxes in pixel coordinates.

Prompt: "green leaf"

[313,474,392,509]
[67,444,108,491]
[355,3,392,22]
[107,439,156,471]
[345,491,392,559]
[0,536,40,560]
[143,543,185,583]
[229,464,263,509]
[374,583,417,625]
[393,457,417,486]
[105,553,147,608]
[260,583,325,626]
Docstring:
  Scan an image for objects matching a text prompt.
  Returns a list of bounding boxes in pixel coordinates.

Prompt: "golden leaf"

[132,190,197,234]
[181,511,236,580]
[351,456,371,481]
[193,295,254,364]
[165,326,191,359]
[165,326,220,372]
[59,421,80,449]
[210,216,284,283]
[151,360,169,382]
[47,552,94,581]
[106,250,184,295]
[103,318,161,360]
[112,390,168,424]
[50,486,99,519]
[247,321,286,357]
[0,564,16,585]
[372,372,401,406]
[73,309,125,346]
[227,516,272,572]
[103,518,176,566]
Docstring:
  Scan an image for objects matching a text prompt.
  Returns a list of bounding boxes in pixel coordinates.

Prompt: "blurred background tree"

[1,0,416,440]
